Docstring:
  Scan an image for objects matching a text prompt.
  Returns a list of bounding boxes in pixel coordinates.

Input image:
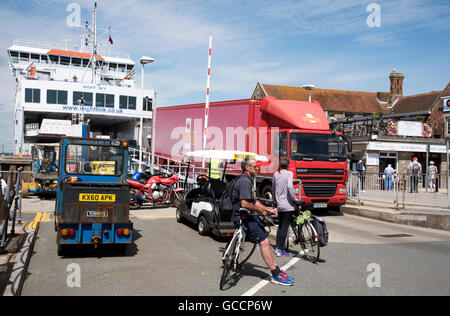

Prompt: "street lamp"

[139,56,155,172]
[302,84,315,103]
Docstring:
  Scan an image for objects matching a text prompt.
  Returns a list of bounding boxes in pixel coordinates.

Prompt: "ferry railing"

[0,168,24,254]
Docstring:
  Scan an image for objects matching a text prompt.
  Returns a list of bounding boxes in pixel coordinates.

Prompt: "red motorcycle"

[127,172,184,209]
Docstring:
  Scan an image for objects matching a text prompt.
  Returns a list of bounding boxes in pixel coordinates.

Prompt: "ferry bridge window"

[31,54,40,62]
[119,95,127,109]
[73,91,93,106]
[41,55,48,64]
[96,93,105,107]
[128,96,136,110]
[82,59,90,67]
[127,65,134,72]
[9,51,19,63]
[109,63,117,71]
[119,96,137,110]
[72,58,81,67]
[60,56,70,66]
[47,90,68,105]
[49,55,59,64]
[106,94,115,108]
[143,97,153,111]
[118,64,126,72]
[20,52,29,62]
[25,88,41,103]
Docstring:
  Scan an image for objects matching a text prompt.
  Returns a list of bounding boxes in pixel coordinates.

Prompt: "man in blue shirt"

[231,157,294,286]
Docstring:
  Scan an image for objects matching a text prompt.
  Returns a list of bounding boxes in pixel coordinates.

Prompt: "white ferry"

[6,11,154,156]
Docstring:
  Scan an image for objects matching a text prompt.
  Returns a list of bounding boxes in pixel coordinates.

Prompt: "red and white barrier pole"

[202,36,212,168]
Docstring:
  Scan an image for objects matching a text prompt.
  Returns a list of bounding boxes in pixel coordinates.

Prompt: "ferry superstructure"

[7,34,154,156]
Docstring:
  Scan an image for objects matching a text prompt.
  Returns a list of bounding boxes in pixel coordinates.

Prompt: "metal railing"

[347,171,450,209]
[0,168,24,253]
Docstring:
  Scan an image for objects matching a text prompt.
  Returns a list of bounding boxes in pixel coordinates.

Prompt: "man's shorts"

[234,215,268,244]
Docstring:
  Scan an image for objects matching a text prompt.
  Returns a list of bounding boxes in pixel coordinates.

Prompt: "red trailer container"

[155,96,350,210]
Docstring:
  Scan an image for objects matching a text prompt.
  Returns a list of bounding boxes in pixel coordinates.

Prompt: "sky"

[0,0,449,151]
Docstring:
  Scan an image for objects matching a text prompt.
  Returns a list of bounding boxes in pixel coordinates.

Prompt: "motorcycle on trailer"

[55,137,132,255]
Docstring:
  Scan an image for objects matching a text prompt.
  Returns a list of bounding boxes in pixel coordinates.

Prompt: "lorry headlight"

[338,188,346,194]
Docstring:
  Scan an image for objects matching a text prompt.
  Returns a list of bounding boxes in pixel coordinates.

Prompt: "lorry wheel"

[198,216,210,236]
[261,184,273,206]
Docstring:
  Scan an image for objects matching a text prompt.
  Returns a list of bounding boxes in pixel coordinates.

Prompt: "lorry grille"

[303,183,337,197]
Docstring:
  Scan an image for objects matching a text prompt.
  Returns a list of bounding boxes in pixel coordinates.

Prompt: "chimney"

[389,68,404,98]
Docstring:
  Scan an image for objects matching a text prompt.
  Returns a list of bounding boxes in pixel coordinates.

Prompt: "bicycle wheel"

[220,236,238,290]
[300,221,320,263]
[237,240,257,267]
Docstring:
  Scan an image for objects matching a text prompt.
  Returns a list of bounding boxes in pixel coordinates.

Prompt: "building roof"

[391,91,442,114]
[255,83,386,113]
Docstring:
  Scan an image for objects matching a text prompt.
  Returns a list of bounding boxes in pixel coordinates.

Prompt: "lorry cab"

[55,137,132,255]
[271,129,349,210]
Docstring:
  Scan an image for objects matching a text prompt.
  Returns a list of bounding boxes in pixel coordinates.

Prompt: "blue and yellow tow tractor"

[55,137,132,256]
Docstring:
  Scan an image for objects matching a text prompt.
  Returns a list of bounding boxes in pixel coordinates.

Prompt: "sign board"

[443,97,450,113]
[366,153,379,166]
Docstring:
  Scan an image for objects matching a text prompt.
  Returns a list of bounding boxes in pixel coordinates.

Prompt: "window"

[31,54,40,62]
[25,88,40,103]
[65,144,124,176]
[109,63,117,71]
[20,52,29,62]
[119,95,128,109]
[49,55,59,64]
[106,94,114,108]
[10,51,19,63]
[118,64,126,72]
[41,55,48,64]
[60,56,70,66]
[119,95,136,110]
[47,90,57,104]
[82,59,90,67]
[47,90,67,105]
[143,97,153,111]
[73,91,93,106]
[72,58,81,67]
[128,96,136,110]
[96,93,105,107]
[58,90,68,105]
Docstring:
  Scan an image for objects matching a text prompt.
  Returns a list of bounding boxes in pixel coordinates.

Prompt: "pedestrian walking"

[408,157,422,193]
[428,161,438,193]
[356,158,367,192]
[272,157,298,257]
[384,164,394,191]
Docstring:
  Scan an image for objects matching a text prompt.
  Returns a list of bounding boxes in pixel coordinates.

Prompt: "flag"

[109,35,113,45]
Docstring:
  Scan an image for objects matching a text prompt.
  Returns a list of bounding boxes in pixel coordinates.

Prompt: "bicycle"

[219,208,273,291]
[286,201,320,263]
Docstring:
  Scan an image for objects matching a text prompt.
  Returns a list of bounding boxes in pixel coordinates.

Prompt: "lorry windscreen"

[289,133,345,160]
[65,144,124,176]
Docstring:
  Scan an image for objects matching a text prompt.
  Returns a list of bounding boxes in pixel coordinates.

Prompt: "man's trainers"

[274,247,290,257]
[281,270,294,282]
[271,272,294,286]
[274,247,283,257]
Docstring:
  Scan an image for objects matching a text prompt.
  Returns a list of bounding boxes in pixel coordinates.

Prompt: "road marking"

[242,256,300,296]
[130,215,176,219]
[29,212,42,230]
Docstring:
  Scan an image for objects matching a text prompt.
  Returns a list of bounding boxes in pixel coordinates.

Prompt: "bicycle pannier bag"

[311,215,328,247]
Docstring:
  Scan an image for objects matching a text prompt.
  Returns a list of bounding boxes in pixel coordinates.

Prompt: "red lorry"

[154,96,351,211]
